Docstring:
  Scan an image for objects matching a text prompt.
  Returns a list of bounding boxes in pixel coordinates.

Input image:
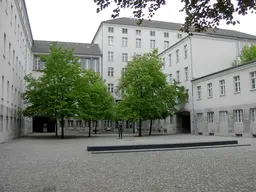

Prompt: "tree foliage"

[233,44,256,66]
[94,0,256,32]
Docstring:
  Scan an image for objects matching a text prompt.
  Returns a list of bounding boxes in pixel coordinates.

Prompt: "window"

[14,15,17,33]
[17,24,20,41]
[219,111,228,123]
[122,68,127,75]
[207,83,213,98]
[33,56,44,71]
[122,28,128,34]
[108,36,114,46]
[219,80,226,96]
[207,112,214,123]
[76,120,82,127]
[108,27,114,33]
[184,67,188,81]
[186,89,189,102]
[250,71,256,90]
[164,41,169,49]
[164,32,169,38]
[234,109,243,123]
[197,86,201,100]
[108,83,114,93]
[136,38,141,48]
[122,53,128,62]
[5,0,8,14]
[150,40,155,49]
[1,76,4,99]
[12,50,15,67]
[234,75,240,93]
[184,45,188,58]
[7,81,9,102]
[169,116,173,124]
[8,43,11,64]
[168,54,172,66]
[68,120,74,127]
[150,31,155,36]
[122,37,128,47]
[105,120,113,127]
[169,74,172,83]
[176,49,179,63]
[3,33,6,58]
[197,113,203,124]
[108,67,114,77]
[10,4,13,24]
[108,51,114,61]
[136,29,141,35]
[177,33,182,39]
[250,108,256,122]
[176,70,180,82]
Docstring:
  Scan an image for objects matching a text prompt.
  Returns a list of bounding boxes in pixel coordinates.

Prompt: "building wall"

[192,62,256,136]
[0,0,33,143]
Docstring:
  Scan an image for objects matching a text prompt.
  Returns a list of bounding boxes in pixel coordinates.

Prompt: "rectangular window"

[169,74,172,83]
[250,71,256,90]
[17,24,20,41]
[184,67,188,81]
[234,109,243,122]
[108,67,114,77]
[1,76,4,99]
[10,4,13,24]
[197,113,203,124]
[122,37,128,47]
[108,27,114,33]
[176,70,180,82]
[12,50,15,67]
[219,80,226,96]
[168,54,172,66]
[176,49,179,63]
[68,120,74,127]
[184,45,188,58]
[122,68,127,75]
[169,116,173,124]
[122,53,128,62]
[108,51,114,61]
[162,58,165,68]
[108,83,114,93]
[76,120,82,127]
[3,33,6,58]
[108,36,114,46]
[136,29,141,35]
[5,0,8,13]
[207,112,214,123]
[234,75,240,93]
[122,28,128,34]
[197,86,201,100]
[164,32,169,38]
[8,43,11,64]
[251,108,256,122]
[186,89,189,102]
[150,31,155,36]
[219,111,228,123]
[207,83,213,98]
[177,33,182,39]
[150,40,155,49]
[7,80,9,102]
[14,15,17,33]
[136,38,141,48]
[164,41,169,49]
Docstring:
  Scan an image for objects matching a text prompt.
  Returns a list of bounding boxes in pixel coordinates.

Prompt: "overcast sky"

[25,0,256,43]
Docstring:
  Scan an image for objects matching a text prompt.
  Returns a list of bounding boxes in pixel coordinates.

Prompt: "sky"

[25,0,256,43]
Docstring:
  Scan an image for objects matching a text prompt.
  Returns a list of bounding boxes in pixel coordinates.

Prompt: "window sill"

[250,88,256,92]
[234,91,241,94]
[220,94,226,97]
[207,96,213,99]
[197,98,202,101]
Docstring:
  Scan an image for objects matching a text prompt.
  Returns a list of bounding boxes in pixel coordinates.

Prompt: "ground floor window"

[170,116,173,124]
[250,108,256,122]
[219,111,228,123]
[197,113,203,124]
[234,109,243,123]
[0,116,3,132]
[105,120,112,128]
[207,112,214,123]
[68,120,74,127]
[76,120,82,127]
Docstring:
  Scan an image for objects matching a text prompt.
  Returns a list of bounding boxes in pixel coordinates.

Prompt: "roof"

[99,17,256,40]
[192,60,256,82]
[32,40,102,56]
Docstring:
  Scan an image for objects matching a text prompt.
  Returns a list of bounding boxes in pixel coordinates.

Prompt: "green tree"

[94,0,255,32]
[233,44,256,66]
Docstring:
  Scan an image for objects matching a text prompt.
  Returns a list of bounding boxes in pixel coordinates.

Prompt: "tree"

[94,0,255,32]
[116,50,187,137]
[233,44,256,66]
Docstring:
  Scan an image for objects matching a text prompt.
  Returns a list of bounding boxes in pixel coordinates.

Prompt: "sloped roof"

[102,17,256,40]
[32,40,102,56]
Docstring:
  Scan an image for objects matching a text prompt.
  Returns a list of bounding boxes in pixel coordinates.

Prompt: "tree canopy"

[94,0,256,32]
[233,44,256,65]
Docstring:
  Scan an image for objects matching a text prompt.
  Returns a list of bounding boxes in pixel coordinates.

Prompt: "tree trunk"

[94,121,97,134]
[138,119,142,137]
[88,120,91,137]
[149,119,153,135]
[55,118,58,136]
[61,116,64,138]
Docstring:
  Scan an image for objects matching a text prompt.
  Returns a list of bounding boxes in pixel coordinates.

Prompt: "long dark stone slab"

[87,140,238,152]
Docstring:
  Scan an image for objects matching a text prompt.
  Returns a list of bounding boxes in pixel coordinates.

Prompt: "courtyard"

[0,134,256,192]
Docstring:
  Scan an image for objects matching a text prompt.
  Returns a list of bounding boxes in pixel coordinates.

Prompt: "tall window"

[184,67,188,81]
[122,37,128,47]
[150,31,155,36]
[169,74,172,83]
[207,83,213,98]
[108,84,114,93]
[8,43,11,64]
[176,70,180,82]
[17,24,20,41]
[250,71,256,90]
[108,36,114,46]
[1,76,4,99]
[219,80,226,96]
[5,0,8,13]
[108,51,114,61]
[122,28,128,34]
[3,33,6,58]
[164,41,169,49]
[68,120,74,127]
[108,67,114,77]
[164,32,169,38]
[170,116,173,124]
[136,38,141,48]
[150,40,155,49]
[14,15,17,33]
[184,45,188,58]
[197,113,203,124]
[10,4,13,24]
[197,86,201,100]
[122,68,127,75]
[177,33,182,39]
[122,53,128,62]
[33,56,44,71]
[233,75,240,93]
[7,81,9,102]
[207,112,214,123]
[234,109,243,123]
[176,49,179,63]
[250,108,256,122]
[219,111,228,123]
[136,29,141,35]
[168,54,172,66]
[108,27,114,33]
[12,50,15,67]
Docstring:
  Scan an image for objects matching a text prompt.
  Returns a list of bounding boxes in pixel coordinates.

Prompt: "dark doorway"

[33,116,55,133]
[180,111,191,133]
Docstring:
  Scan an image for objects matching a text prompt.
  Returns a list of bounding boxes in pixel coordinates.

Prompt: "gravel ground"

[0,134,256,192]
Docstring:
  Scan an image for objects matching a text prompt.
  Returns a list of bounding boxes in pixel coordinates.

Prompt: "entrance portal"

[33,116,55,133]
[180,111,191,133]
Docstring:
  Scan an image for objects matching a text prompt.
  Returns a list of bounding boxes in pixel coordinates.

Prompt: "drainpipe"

[189,35,195,134]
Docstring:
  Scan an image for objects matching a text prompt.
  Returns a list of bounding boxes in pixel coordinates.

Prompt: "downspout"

[189,35,195,134]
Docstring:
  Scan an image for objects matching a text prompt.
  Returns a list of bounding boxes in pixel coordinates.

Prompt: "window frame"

[108,67,114,77]
[219,79,226,96]
[207,112,214,123]
[136,38,141,48]
[234,109,243,123]
[233,75,241,93]
[184,67,188,81]
[122,37,128,47]
[207,83,213,98]
[176,49,179,63]
[197,86,201,100]
[250,71,256,90]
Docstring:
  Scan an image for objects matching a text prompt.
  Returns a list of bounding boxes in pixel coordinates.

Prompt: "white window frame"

[184,45,188,59]
[197,113,203,124]
[176,49,179,63]
[177,33,182,39]
[251,108,256,122]
[169,74,172,83]
[184,67,188,81]
[176,70,180,82]
[164,32,169,38]
[122,37,128,47]
[122,28,128,34]
[150,40,155,49]
[233,75,241,93]
[168,54,172,66]
[162,58,165,68]
[197,86,201,100]
[108,83,114,93]
[108,36,114,46]
[219,80,226,96]
[108,27,114,33]
[207,83,213,98]
[122,53,128,62]
[108,51,114,61]
[136,29,141,35]
[150,31,155,36]
[108,67,114,77]
[3,34,6,58]
[250,71,256,90]
[207,112,214,123]
[219,111,228,123]
[136,38,141,48]
[234,109,243,123]
[164,41,169,49]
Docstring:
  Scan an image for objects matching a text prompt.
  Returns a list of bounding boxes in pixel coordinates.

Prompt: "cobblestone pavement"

[0,134,256,192]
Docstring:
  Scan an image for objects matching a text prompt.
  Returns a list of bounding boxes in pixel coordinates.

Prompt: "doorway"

[33,116,55,133]
[180,111,191,133]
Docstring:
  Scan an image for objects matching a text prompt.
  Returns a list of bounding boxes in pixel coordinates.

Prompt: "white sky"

[25,0,256,43]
